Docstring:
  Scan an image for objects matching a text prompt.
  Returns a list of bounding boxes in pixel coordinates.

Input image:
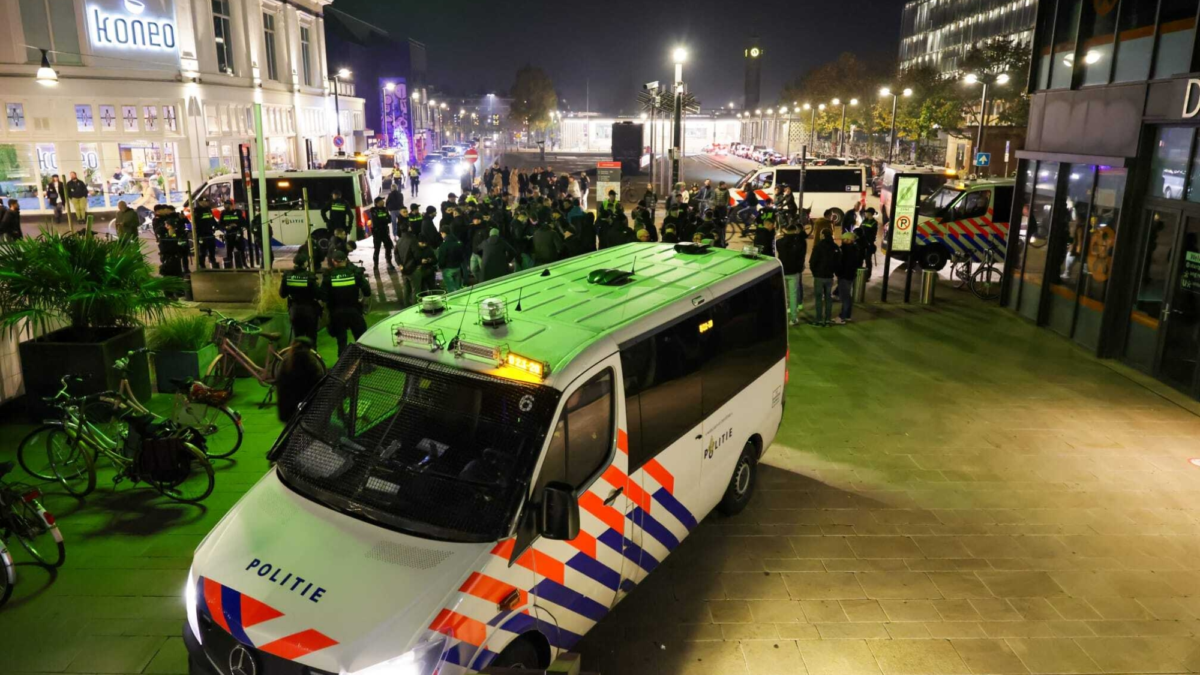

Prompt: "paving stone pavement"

[3,288,1200,674]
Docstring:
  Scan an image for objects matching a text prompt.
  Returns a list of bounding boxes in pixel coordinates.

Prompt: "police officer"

[220,199,248,268]
[321,250,370,356]
[279,253,321,345]
[158,205,192,274]
[368,196,396,271]
[158,219,188,294]
[321,190,352,235]
[408,164,420,198]
[193,197,219,268]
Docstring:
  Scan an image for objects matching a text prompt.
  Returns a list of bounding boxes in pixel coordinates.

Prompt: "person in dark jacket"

[322,251,371,356]
[279,253,322,345]
[776,222,808,325]
[275,337,324,423]
[321,190,352,234]
[834,232,863,324]
[369,197,396,271]
[531,220,564,266]
[65,171,89,223]
[753,211,777,256]
[468,214,489,282]
[0,199,21,241]
[386,187,405,236]
[193,197,219,268]
[480,228,516,281]
[809,229,840,327]
[46,174,65,224]
[437,228,466,291]
[394,225,418,306]
[854,207,880,280]
[562,225,588,258]
[220,199,249,268]
[407,237,437,297]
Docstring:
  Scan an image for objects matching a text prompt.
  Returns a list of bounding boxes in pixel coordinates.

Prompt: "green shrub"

[0,230,183,340]
[150,314,214,352]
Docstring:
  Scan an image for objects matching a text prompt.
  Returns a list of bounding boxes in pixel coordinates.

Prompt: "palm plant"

[0,231,183,340]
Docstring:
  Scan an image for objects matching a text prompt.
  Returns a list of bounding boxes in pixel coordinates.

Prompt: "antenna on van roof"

[450,280,476,352]
[515,286,523,312]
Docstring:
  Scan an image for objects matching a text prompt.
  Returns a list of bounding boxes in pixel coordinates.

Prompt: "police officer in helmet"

[321,250,370,356]
[279,252,322,345]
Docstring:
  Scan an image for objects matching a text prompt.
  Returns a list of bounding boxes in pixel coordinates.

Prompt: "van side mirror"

[539,482,579,541]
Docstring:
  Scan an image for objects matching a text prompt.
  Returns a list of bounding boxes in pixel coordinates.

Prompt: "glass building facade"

[899,0,1038,74]
[1008,0,1200,399]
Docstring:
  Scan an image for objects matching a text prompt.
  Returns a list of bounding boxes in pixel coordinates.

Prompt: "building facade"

[1004,0,1200,400]
[899,0,1037,74]
[0,0,364,214]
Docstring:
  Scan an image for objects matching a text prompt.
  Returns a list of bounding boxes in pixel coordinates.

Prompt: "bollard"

[854,268,867,303]
[920,269,937,305]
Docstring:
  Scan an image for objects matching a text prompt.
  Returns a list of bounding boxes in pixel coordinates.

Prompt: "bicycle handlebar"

[201,308,261,335]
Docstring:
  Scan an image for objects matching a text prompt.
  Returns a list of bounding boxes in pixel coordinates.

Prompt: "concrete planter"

[18,326,149,421]
[154,343,219,393]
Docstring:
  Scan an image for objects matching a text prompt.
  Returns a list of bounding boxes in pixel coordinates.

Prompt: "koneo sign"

[1183,79,1200,118]
[88,0,177,51]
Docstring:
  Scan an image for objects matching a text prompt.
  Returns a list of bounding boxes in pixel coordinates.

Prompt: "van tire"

[918,244,950,271]
[718,442,758,516]
[491,636,542,670]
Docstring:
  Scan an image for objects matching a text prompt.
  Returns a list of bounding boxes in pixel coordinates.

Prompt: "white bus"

[731,164,867,225]
[183,242,788,675]
[189,170,371,245]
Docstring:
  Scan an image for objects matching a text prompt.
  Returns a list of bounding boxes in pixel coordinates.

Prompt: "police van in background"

[182,242,788,675]
[189,170,370,246]
[324,154,384,203]
[730,164,868,224]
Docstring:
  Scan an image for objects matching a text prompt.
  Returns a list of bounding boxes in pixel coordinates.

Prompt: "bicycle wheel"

[970,264,1003,301]
[0,542,12,608]
[46,430,97,497]
[18,424,69,481]
[6,492,65,567]
[146,442,215,504]
[952,259,971,290]
[188,405,242,460]
[83,400,128,447]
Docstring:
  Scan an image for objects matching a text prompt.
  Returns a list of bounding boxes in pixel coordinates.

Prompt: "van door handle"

[603,487,623,506]
[692,296,706,306]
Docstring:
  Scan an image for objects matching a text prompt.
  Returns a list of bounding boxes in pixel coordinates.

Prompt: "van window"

[201,181,232,205]
[622,313,706,472]
[804,169,862,193]
[993,185,1014,223]
[534,369,614,495]
[264,177,355,209]
[776,170,801,191]
[703,273,788,415]
[951,190,991,221]
[751,173,774,190]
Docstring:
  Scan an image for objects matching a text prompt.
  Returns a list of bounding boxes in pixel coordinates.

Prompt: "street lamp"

[963,72,1009,166]
[671,46,687,187]
[834,97,858,157]
[331,68,352,152]
[35,48,57,86]
[880,86,913,163]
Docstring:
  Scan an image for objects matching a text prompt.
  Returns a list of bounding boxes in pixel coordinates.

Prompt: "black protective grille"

[276,344,561,542]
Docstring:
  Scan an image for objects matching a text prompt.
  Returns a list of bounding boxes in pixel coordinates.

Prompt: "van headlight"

[350,634,448,675]
[185,568,202,645]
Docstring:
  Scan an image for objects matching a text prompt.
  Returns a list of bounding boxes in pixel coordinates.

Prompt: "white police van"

[183,242,788,674]
[731,164,867,224]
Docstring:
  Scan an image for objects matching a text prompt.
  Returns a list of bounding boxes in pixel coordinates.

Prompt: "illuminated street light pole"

[332,67,351,154]
[671,47,686,188]
[780,106,791,157]
[964,72,1009,163]
[880,86,913,163]
[833,97,858,157]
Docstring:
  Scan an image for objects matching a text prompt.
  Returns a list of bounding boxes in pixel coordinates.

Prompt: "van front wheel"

[491,636,542,670]
[718,442,758,516]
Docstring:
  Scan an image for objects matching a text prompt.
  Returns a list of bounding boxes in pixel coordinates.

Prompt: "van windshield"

[919,186,963,217]
[275,344,561,543]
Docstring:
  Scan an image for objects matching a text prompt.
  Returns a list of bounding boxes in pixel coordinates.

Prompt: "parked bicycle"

[969,240,1004,301]
[950,253,973,291]
[17,376,215,503]
[0,460,66,607]
[200,309,326,407]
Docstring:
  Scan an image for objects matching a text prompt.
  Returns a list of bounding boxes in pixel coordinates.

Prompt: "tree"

[958,37,1032,128]
[779,53,890,151]
[508,65,558,133]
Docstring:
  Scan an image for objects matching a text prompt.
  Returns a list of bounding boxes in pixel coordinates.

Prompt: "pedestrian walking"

[321,250,370,356]
[114,200,140,240]
[834,232,863,325]
[386,185,405,237]
[809,228,840,327]
[66,171,88,225]
[279,253,322,345]
[46,175,65,224]
[409,165,421,198]
[369,196,396,271]
[776,222,807,325]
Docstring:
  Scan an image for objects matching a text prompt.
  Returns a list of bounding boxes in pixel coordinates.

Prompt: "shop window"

[1050,0,1083,89]
[6,103,26,132]
[1007,162,1037,310]
[533,370,614,495]
[1153,0,1200,79]
[99,105,116,132]
[19,0,81,65]
[1020,162,1060,322]
[122,106,138,132]
[1076,168,1126,350]
[0,144,41,211]
[1125,210,1180,370]
[143,106,158,132]
[1079,0,1119,85]
[1045,166,1096,338]
[1149,127,1193,200]
[108,141,177,205]
[1113,0,1157,82]
[75,105,93,132]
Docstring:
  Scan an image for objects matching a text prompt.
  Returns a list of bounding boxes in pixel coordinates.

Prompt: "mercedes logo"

[228,644,258,675]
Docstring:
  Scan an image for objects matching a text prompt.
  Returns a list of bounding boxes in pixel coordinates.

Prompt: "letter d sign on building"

[1183,79,1200,118]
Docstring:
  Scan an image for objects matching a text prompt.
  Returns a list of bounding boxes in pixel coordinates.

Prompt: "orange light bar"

[506,353,548,379]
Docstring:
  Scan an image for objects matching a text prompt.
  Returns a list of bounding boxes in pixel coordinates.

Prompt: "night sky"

[330,0,906,115]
